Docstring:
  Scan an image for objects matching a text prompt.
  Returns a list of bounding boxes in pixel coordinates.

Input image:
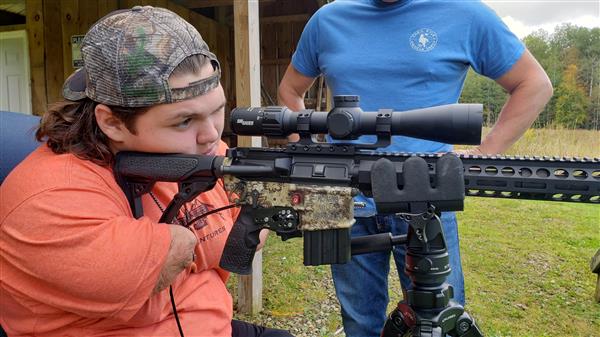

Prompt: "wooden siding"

[23,0,234,118]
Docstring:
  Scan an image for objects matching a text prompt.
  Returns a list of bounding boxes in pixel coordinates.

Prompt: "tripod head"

[368,155,482,337]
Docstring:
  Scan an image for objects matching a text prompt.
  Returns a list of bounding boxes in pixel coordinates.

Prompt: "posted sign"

[71,35,85,68]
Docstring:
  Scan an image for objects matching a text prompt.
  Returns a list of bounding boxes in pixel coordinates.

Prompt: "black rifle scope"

[230,95,483,145]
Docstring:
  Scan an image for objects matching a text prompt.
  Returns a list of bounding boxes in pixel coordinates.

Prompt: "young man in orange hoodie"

[0,6,290,337]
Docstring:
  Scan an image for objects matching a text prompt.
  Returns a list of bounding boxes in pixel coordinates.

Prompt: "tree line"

[460,24,600,130]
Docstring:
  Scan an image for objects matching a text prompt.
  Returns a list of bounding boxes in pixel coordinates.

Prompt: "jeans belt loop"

[375,214,387,232]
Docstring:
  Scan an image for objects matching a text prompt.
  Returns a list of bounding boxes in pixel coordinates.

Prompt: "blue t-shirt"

[291,0,524,216]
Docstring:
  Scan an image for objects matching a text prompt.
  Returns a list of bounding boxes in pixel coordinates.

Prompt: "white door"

[0,30,32,114]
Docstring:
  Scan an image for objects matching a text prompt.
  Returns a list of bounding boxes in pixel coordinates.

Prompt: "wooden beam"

[238,252,263,314]
[277,18,292,90]
[166,1,191,21]
[0,24,25,32]
[260,57,291,66]
[175,0,233,8]
[60,0,78,81]
[78,0,98,36]
[234,0,262,315]
[260,22,277,107]
[97,0,119,18]
[315,76,324,111]
[261,14,309,24]
[26,0,46,115]
[234,0,261,132]
[316,0,330,7]
[175,0,274,9]
[43,0,64,103]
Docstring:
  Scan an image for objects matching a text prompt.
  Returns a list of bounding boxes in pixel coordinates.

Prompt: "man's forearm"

[278,85,306,111]
[278,64,317,142]
[277,64,312,111]
[278,80,307,142]
[480,80,552,154]
[479,50,553,154]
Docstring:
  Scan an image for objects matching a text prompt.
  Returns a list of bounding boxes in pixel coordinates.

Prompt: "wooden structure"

[0,0,329,315]
[0,0,327,145]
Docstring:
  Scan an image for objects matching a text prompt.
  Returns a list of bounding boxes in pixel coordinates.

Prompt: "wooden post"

[60,0,78,81]
[315,76,324,111]
[26,0,47,115]
[42,0,64,103]
[326,84,332,111]
[234,0,263,315]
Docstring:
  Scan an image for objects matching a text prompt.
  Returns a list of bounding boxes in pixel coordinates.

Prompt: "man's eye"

[175,118,192,128]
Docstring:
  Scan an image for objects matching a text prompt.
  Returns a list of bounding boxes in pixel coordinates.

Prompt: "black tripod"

[351,153,483,337]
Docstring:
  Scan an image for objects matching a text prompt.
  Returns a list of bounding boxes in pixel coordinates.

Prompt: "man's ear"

[95,104,129,142]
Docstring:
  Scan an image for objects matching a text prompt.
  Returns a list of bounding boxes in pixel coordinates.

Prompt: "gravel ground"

[233,273,345,337]
[232,263,404,337]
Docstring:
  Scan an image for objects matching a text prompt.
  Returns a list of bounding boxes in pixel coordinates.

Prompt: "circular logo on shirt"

[410,28,438,52]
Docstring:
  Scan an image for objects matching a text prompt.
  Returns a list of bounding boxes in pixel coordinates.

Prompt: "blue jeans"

[331,212,465,337]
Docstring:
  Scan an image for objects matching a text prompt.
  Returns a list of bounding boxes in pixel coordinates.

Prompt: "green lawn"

[457,198,599,337]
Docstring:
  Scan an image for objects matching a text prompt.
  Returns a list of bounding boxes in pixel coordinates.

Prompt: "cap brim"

[62,67,88,101]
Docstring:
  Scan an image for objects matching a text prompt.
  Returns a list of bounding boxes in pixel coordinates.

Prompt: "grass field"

[230,128,600,337]
[466,127,600,158]
[457,199,598,336]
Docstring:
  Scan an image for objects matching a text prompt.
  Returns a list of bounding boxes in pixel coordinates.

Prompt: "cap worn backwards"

[62,6,221,107]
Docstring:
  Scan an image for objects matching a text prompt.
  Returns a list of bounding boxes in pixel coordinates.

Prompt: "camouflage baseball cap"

[62,6,221,107]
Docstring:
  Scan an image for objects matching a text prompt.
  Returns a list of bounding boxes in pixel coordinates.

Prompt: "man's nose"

[197,121,219,144]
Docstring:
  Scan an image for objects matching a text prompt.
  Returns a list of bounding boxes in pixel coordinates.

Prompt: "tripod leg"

[381,302,415,337]
[452,313,483,337]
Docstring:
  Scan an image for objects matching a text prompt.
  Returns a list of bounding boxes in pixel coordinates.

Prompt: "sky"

[482,0,600,38]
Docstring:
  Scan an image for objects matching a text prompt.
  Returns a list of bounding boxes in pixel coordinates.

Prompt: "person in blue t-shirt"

[278,1,552,336]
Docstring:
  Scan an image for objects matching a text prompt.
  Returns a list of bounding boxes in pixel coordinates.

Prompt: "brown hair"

[37,54,209,166]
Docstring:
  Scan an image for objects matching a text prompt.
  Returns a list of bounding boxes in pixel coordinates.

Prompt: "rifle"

[113,96,599,337]
[114,96,599,270]
[114,145,599,265]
